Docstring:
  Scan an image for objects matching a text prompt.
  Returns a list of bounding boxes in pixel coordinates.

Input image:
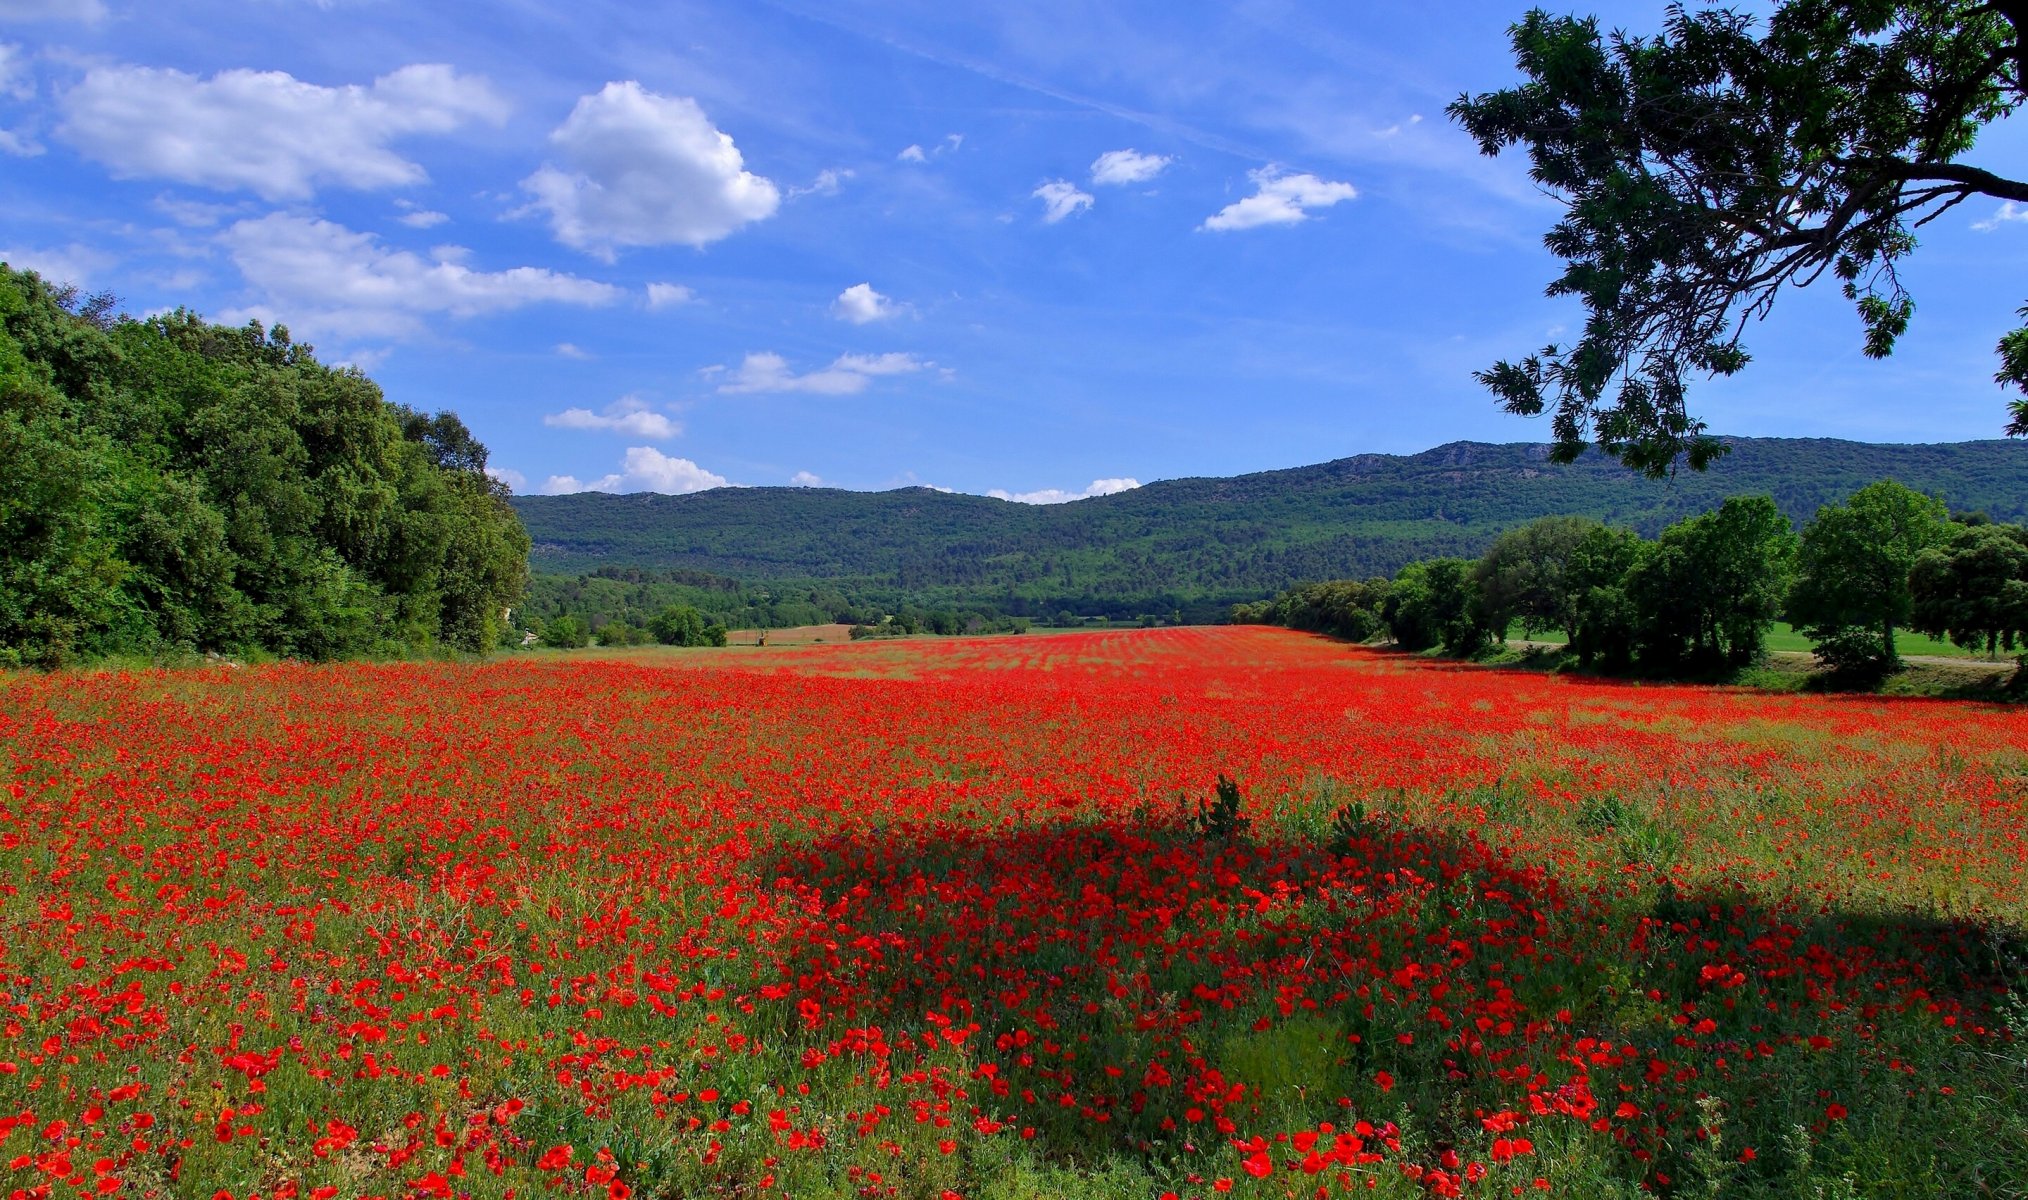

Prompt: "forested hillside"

[514,438,2028,617]
[0,265,529,665]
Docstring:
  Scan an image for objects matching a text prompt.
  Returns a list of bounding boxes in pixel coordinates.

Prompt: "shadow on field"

[738,810,2026,1192]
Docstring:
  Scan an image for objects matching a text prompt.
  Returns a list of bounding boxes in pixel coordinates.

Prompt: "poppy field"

[2,627,2025,1200]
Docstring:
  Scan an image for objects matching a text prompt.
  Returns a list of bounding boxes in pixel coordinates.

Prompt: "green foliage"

[510,438,2028,622]
[0,264,528,666]
[1450,2,2028,472]
[1382,557,1491,655]
[1628,495,1797,670]
[1787,481,1950,668]
[1910,522,2028,659]
[1471,514,1598,639]
[594,620,650,647]
[1565,524,1645,669]
[541,614,591,649]
[1189,774,1251,843]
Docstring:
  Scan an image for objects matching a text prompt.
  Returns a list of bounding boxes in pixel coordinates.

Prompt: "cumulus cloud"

[1973,201,2028,232]
[219,213,620,341]
[987,477,1141,505]
[521,81,778,258]
[897,143,926,163]
[1199,167,1357,231]
[710,350,932,395]
[0,0,105,21]
[541,446,727,495]
[1033,180,1093,223]
[1090,148,1171,186]
[395,208,448,229]
[833,282,900,324]
[484,466,527,493]
[58,63,507,200]
[790,470,822,487]
[0,241,111,285]
[554,341,591,359]
[642,282,694,310]
[543,394,679,439]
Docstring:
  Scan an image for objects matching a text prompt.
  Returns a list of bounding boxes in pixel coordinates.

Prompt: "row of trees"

[1237,482,2028,678]
[1,265,530,666]
[536,605,731,650]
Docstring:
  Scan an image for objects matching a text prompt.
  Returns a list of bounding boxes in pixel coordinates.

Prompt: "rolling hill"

[512,437,2028,618]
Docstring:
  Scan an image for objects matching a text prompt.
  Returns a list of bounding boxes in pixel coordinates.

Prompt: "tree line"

[1233,481,2028,680]
[0,265,529,666]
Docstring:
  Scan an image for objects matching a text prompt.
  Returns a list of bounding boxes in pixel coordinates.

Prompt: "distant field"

[2,627,2023,1197]
[723,622,859,645]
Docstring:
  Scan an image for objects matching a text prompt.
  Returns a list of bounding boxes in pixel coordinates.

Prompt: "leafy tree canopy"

[1451,1,2028,475]
[1786,479,1949,665]
[0,264,529,666]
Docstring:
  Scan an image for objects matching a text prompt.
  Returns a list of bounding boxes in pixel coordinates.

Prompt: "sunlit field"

[3,628,2024,1199]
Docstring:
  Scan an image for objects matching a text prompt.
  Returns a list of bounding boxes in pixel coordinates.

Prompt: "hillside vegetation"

[0,265,528,666]
[514,438,2028,618]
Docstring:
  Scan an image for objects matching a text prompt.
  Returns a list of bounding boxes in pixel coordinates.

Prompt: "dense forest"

[514,438,2028,621]
[0,265,529,666]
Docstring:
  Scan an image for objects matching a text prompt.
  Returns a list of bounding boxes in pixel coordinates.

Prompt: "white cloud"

[521,81,779,258]
[710,350,933,395]
[484,466,527,493]
[645,281,695,309]
[0,0,104,21]
[1973,201,2028,232]
[789,167,850,197]
[152,194,239,227]
[58,63,507,201]
[220,213,620,341]
[1372,114,1424,138]
[542,394,678,439]
[0,241,111,285]
[0,42,32,98]
[1033,180,1093,223]
[1199,167,1357,231]
[833,282,901,324]
[396,208,448,229]
[0,127,37,155]
[790,470,822,487]
[1090,148,1171,186]
[898,135,960,163]
[554,341,591,359]
[987,477,1142,505]
[541,446,727,495]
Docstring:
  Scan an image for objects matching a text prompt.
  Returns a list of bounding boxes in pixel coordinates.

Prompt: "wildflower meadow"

[2,628,2023,1199]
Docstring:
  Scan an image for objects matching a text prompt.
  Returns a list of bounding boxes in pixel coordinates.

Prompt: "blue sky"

[2,0,2025,500]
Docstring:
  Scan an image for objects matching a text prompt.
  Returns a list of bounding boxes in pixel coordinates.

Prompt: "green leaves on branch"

[1451,2,2028,473]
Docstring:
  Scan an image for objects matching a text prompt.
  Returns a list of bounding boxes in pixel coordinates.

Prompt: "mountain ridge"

[512,436,2028,618]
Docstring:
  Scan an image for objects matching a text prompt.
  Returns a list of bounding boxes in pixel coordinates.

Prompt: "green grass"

[1507,621,2000,660]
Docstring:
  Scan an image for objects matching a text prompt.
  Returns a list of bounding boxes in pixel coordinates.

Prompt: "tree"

[1471,514,1599,639]
[0,265,529,665]
[1629,495,1797,668]
[1786,481,1948,668]
[1910,522,2028,658]
[1383,558,1491,655]
[649,603,708,647]
[541,614,590,649]
[1564,524,1646,669]
[1450,3,2028,474]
